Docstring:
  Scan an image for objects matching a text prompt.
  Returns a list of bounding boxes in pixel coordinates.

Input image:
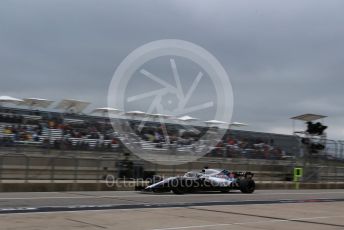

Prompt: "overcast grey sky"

[1,0,343,139]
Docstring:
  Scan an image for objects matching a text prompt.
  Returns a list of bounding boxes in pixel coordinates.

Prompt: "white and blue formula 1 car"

[144,168,255,194]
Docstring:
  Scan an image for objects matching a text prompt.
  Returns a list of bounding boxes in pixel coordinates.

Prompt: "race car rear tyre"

[239,179,255,194]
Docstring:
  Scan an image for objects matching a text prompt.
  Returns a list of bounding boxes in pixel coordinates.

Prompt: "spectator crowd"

[0,108,292,159]
[0,110,119,151]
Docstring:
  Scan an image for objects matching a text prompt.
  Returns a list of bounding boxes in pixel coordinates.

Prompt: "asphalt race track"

[0,190,343,229]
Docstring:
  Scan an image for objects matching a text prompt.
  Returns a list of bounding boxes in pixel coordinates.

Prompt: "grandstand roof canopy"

[18,98,54,108]
[149,113,171,118]
[205,120,228,128]
[178,115,198,121]
[0,96,23,104]
[125,111,146,116]
[230,122,249,127]
[91,107,121,114]
[55,99,90,113]
[64,118,85,124]
[291,114,327,122]
[205,120,228,124]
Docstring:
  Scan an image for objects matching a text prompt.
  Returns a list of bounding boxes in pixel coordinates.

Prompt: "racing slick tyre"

[239,179,255,194]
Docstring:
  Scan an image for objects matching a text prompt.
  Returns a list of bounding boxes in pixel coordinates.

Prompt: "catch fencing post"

[50,157,55,183]
[74,157,79,183]
[25,155,30,183]
[0,154,3,183]
[96,157,102,184]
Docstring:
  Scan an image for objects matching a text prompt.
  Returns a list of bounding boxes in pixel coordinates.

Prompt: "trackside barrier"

[0,137,343,187]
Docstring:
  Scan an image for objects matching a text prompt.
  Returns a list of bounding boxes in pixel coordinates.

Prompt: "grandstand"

[0,98,343,160]
[0,97,343,185]
[0,103,299,159]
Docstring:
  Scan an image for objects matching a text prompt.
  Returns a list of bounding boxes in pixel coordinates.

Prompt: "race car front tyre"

[239,179,255,194]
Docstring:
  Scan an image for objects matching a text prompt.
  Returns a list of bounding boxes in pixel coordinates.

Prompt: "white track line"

[150,215,344,230]
[0,203,342,216]
[0,199,337,214]
[0,191,343,200]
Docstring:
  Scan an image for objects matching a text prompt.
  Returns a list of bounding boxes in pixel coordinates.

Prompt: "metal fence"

[0,137,343,184]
